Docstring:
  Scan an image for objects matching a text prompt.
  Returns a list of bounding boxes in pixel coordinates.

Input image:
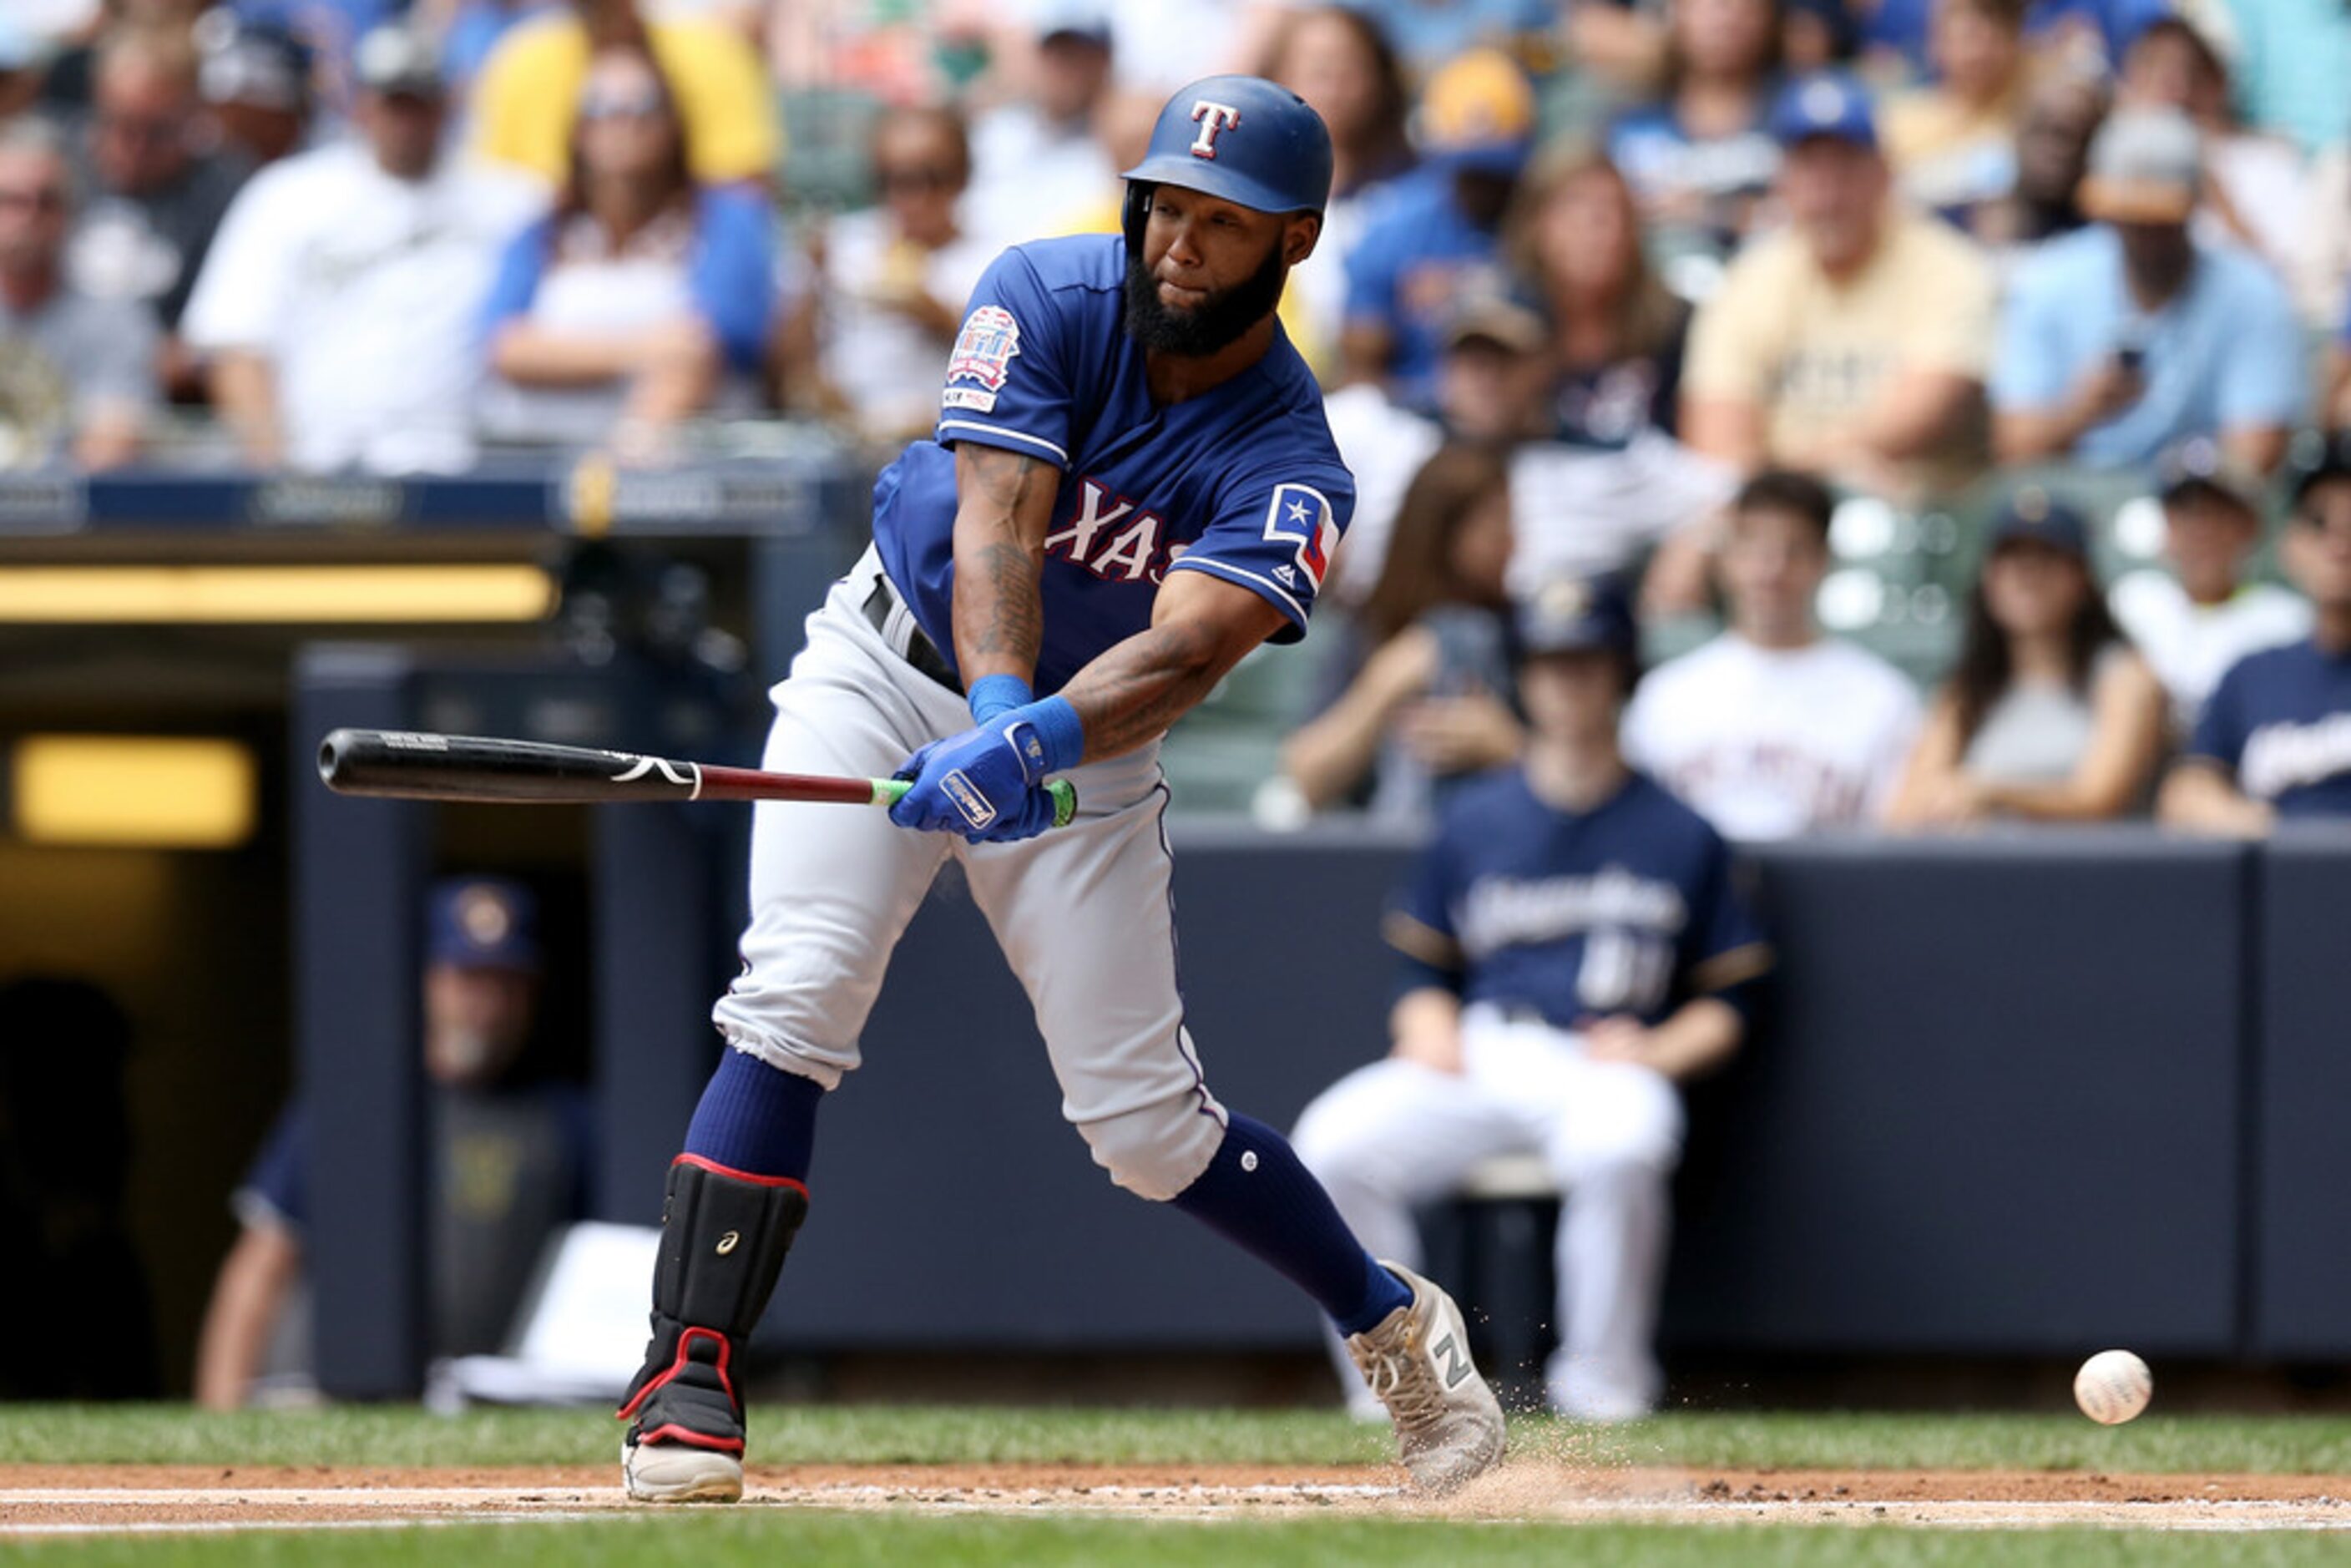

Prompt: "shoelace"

[1352,1323,1447,1433]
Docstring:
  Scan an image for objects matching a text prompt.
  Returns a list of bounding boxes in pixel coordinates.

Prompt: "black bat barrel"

[316,728,700,803]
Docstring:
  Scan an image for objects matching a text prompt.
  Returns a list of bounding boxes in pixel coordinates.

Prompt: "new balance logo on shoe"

[1434,1333,1471,1389]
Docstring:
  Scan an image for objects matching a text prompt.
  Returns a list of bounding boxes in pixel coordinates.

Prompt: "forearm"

[1280,680,1407,809]
[1059,612,1241,762]
[949,447,1054,692]
[2158,763,2275,836]
[1974,776,2125,821]
[1854,373,1977,461]
[2221,424,2289,478]
[1641,997,1743,1080]
[490,324,645,387]
[206,351,282,466]
[1995,405,2091,463]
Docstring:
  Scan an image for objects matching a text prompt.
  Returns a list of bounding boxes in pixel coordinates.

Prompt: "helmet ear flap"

[1121,181,1154,256]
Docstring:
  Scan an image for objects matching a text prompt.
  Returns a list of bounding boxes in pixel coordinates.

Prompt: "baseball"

[2074,1350,2153,1424]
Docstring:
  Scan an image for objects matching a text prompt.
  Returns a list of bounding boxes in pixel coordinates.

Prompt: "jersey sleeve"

[1383,825,1466,996]
[1162,453,1355,641]
[933,246,1077,468]
[230,1102,309,1234]
[2184,655,2251,773]
[1678,831,1773,1017]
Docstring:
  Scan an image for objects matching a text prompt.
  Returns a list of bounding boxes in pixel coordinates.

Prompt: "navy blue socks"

[1170,1113,1412,1337]
[682,1046,824,1183]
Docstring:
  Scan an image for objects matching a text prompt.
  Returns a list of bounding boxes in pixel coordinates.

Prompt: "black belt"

[861,574,963,695]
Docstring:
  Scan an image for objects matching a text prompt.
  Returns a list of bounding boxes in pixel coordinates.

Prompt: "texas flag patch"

[1262,483,1339,591]
[947,305,1021,392]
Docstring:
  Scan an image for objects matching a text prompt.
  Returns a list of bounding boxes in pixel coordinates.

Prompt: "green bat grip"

[872,776,1079,830]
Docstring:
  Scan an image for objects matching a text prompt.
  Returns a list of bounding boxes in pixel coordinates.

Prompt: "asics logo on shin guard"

[715,1231,740,1256]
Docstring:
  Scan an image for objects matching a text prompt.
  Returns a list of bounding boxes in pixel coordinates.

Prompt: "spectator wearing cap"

[194,12,313,166]
[1269,5,1417,377]
[1338,47,1532,413]
[2110,444,2311,734]
[964,8,1117,256]
[2161,442,2351,831]
[0,116,157,469]
[1280,441,1522,819]
[183,25,544,472]
[65,23,254,397]
[468,0,777,190]
[477,45,772,460]
[1682,73,1996,503]
[781,105,992,443]
[1887,488,2165,826]
[1605,0,1784,271]
[1624,468,1922,839]
[1879,0,2030,229]
[1969,63,2106,257]
[195,877,595,1409]
[2116,13,2308,297]
[1991,107,2306,477]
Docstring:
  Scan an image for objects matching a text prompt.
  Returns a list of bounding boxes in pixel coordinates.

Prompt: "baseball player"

[1293,577,1772,1421]
[2160,437,2351,830]
[616,77,1505,1502]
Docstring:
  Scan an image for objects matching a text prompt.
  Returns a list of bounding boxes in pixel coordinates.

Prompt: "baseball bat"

[316,728,1079,827]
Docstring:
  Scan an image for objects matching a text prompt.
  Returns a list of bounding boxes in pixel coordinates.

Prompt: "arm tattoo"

[952,447,1052,679]
[1064,619,1229,761]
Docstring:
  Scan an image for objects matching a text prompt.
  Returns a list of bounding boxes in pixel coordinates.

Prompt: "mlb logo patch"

[948,305,1021,392]
[1262,483,1339,591]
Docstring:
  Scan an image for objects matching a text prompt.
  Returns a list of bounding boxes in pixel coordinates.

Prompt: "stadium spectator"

[66,23,252,395]
[2160,440,2351,830]
[1335,0,1557,83]
[1886,488,2165,826]
[1292,574,1769,1423]
[1512,140,1691,445]
[1880,0,2028,228]
[1280,442,1521,818]
[2115,13,2307,288]
[2110,443,2310,735]
[964,7,1115,253]
[34,0,210,120]
[468,0,776,188]
[0,18,44,122]
[1268,5,1415,376]
[435,0,564,100]
[782,104,989,443]
[194,12,313,167]
[2333,298,2351,432]
[1338,47,1531,412]
[195,879,593,1409]
[1624,469,1921,838]
[183,25,544,473]
[0,117,156,470]
[1319,291,1550,603]
[478,46,771,458]
[1682,73,1995,503]
[1605,0,1783,271]
[1991,108,2306,477]
[1779,0,1859,72]
[2214,0,2350,159]
[1969,64,2105,255]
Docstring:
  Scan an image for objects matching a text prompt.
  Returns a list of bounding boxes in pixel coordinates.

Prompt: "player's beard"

[1122,243,1288,357]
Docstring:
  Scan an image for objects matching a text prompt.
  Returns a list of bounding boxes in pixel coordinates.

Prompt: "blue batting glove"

[888,698,1085,844]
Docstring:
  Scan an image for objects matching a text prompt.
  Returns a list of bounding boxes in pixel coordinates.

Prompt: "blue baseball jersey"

[2185,638,2351,816]
[1386,768,1772,1029]
[871,234,1354,695]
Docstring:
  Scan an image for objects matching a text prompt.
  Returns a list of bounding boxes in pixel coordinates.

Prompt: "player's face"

[1722,504,1828,639]
[1982,539,2089,638]
[1125,185,1314,357]
[1519,649,1625,745]
[423,963,537,1088]
[2287,480,2351,609]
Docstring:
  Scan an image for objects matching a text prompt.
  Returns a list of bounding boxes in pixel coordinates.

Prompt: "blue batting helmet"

[1120,75,1333,248]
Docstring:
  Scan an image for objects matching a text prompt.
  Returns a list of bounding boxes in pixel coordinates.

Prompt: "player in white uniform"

[1294,576,1772,1421]
[611,76,1504,1504]
[1623,469,1921,840]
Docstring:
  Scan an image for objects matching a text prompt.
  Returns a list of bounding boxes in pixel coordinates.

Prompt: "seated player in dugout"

[1293,574,1772,1422]
[195,879,594,1409]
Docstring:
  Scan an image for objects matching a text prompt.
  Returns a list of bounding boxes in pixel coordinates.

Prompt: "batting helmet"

[1120,75,1333,250]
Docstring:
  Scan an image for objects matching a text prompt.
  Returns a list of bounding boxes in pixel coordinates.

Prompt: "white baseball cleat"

[622,1439,744,1503]
[1345,1262,1507,1494]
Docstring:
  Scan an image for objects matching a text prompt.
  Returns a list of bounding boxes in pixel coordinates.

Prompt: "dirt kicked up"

[3,1463,2348,1536]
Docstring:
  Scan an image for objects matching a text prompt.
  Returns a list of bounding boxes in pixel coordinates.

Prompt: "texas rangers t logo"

[1190,100,1242,159]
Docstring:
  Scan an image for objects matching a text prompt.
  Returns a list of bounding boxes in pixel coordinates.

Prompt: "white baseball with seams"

[2074,1349,2153,1424]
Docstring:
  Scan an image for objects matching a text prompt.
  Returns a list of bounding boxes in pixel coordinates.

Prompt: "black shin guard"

[618,1156,808,1454]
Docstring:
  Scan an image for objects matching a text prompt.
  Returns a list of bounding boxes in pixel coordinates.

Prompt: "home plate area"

[3,1463,2348,1535]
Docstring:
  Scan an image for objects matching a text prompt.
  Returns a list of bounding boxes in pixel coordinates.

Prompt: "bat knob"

[1047,778,1078,829]
[317,729,356,787]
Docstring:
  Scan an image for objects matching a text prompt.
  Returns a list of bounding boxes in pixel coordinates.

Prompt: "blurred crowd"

[3,0,2349,833]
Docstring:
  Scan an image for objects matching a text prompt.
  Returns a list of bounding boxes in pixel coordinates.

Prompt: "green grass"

[7,1405,2351,1475]
[7,1515,2351,1568]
